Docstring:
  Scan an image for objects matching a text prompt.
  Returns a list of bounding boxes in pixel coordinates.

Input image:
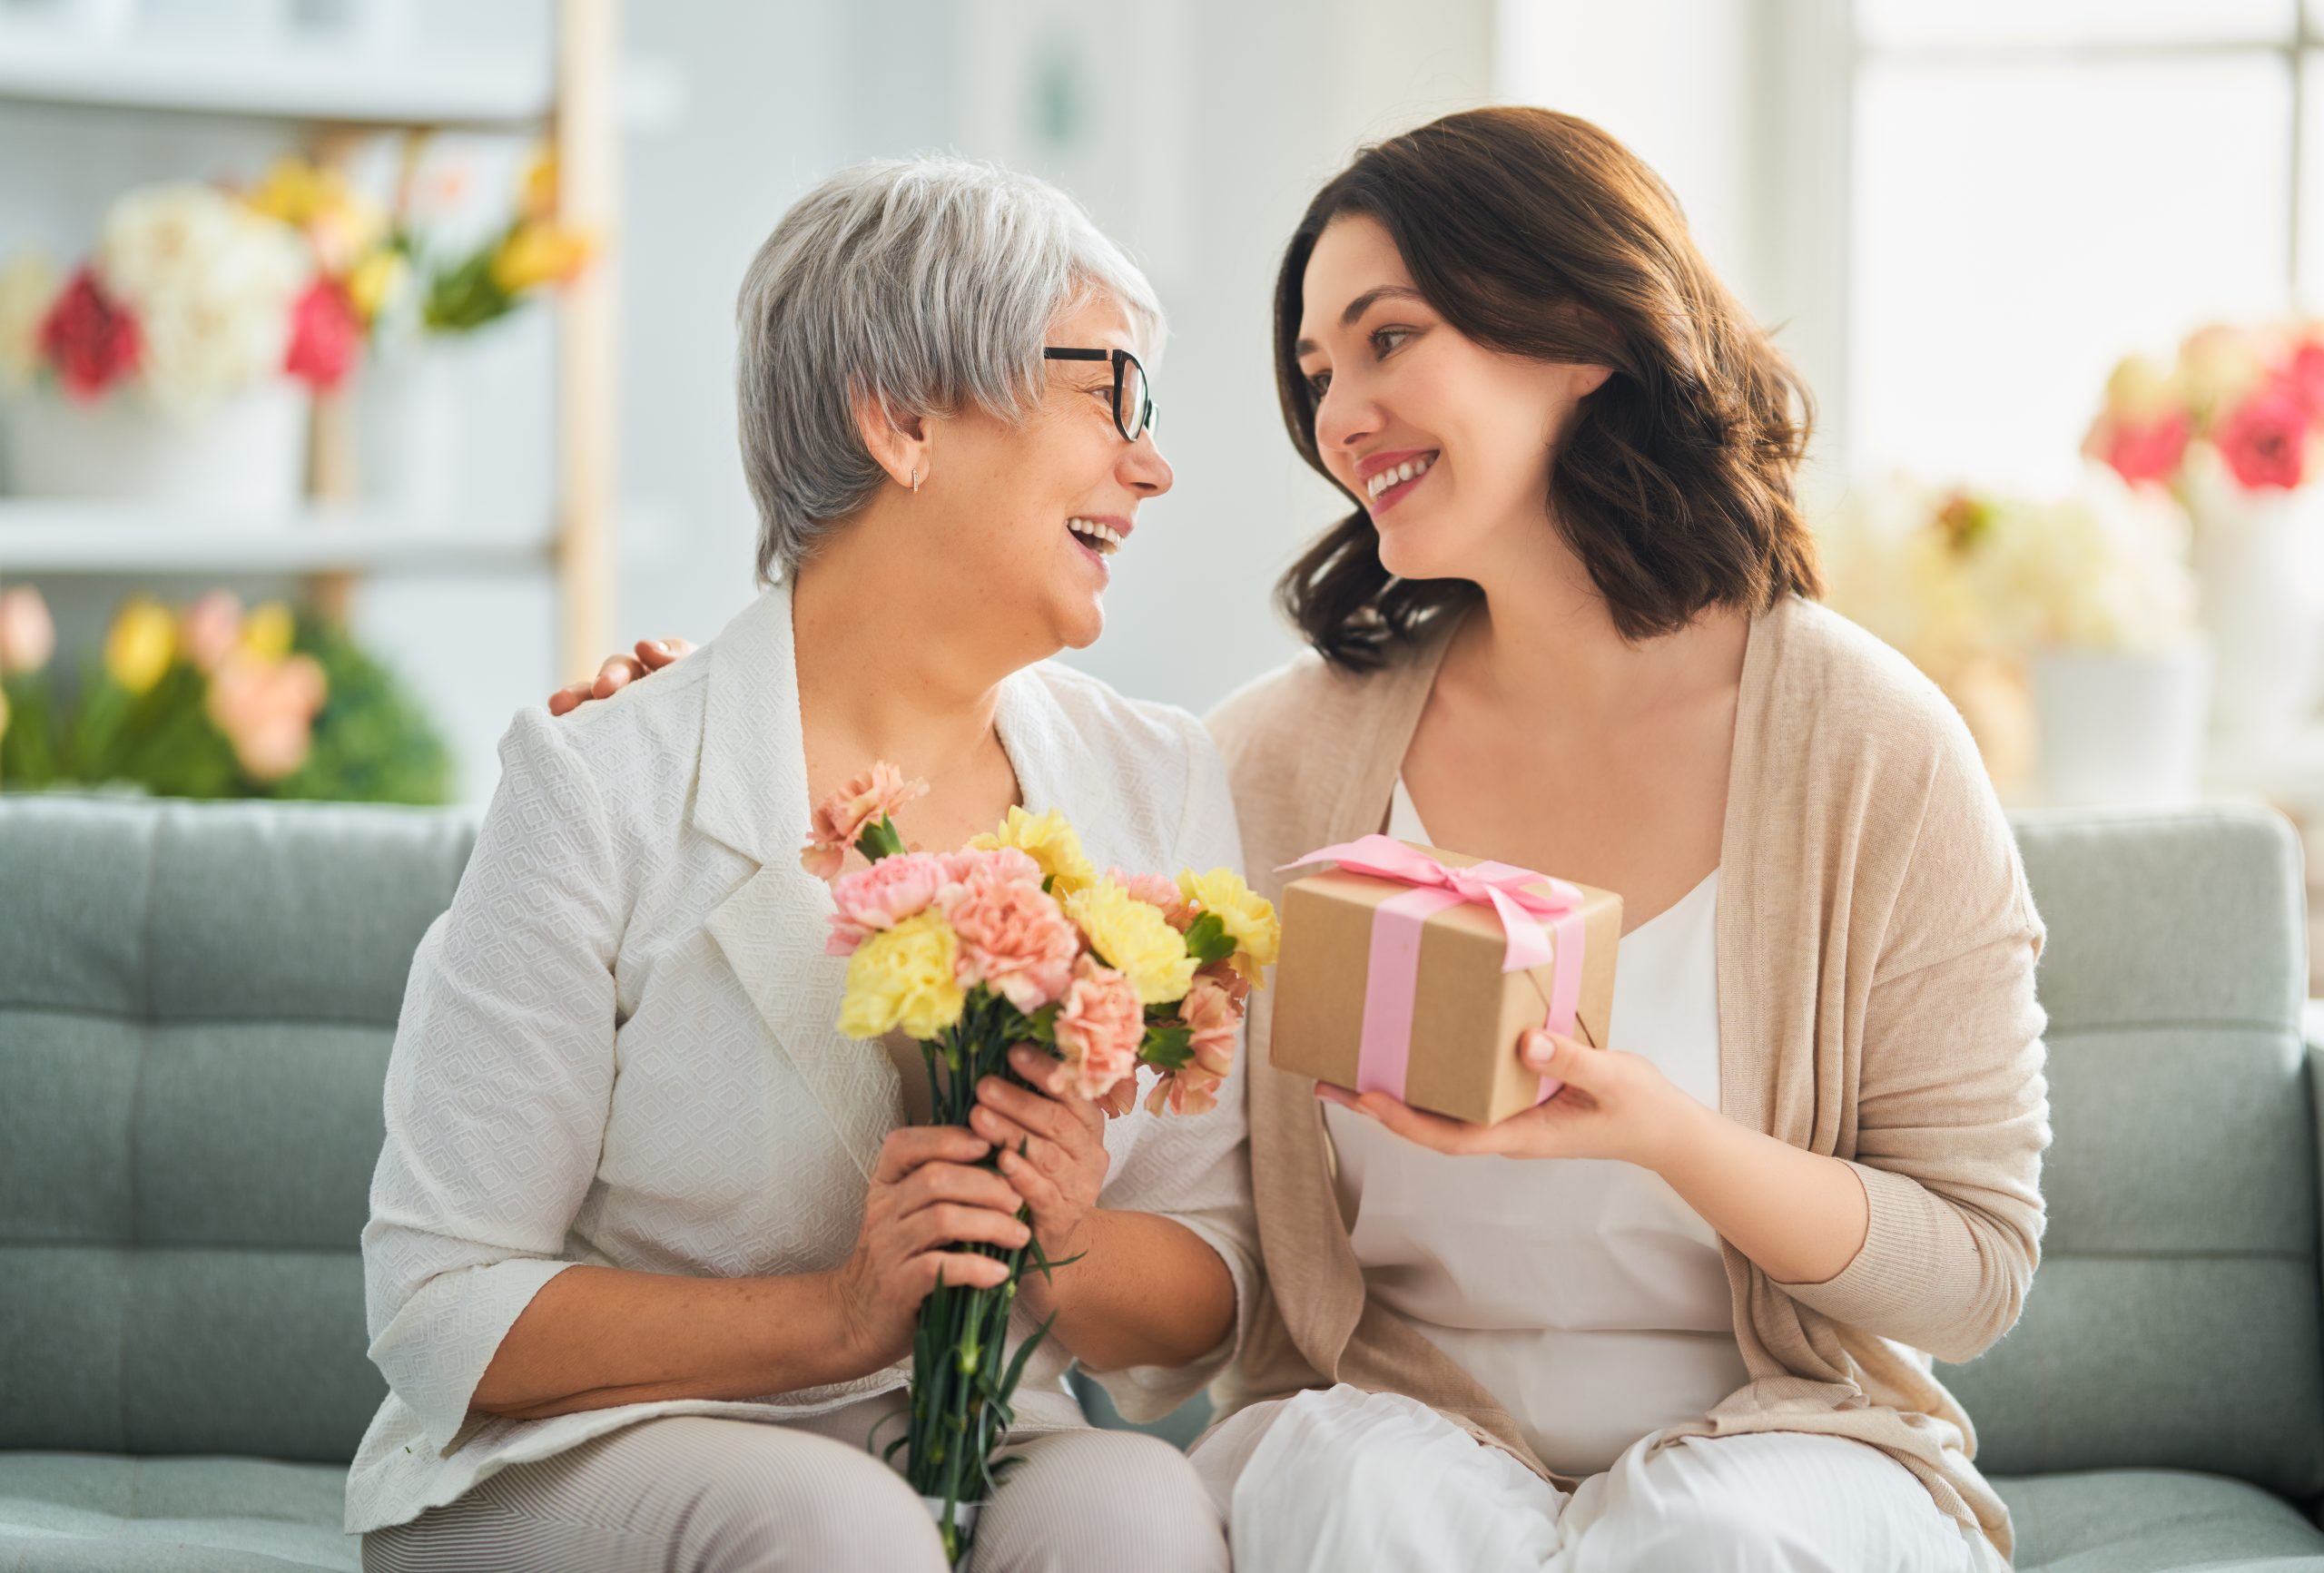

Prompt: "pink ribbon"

[1280,834,1585,1106]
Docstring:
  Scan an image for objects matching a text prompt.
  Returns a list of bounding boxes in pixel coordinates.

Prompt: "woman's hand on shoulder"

[1317,1030,1709,1172]
[547,636,695,716]
[829,1126,1029,1371]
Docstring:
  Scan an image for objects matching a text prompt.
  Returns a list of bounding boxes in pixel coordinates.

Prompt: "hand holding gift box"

[1269,835,1620,1125]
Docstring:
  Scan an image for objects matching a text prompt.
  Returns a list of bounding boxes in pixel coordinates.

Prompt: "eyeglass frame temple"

[1041,347,1154,441]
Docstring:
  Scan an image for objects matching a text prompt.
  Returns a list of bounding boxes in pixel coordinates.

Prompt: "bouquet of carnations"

[2085,321,2324,496]
[805,764,1276,1563]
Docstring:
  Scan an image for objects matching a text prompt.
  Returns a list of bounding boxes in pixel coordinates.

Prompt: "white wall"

[611,0,1504,722]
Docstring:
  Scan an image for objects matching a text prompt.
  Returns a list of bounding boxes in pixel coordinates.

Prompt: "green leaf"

[855,814,908,863]
[1182,910,1236,964]
[1139,1024,1195,1071]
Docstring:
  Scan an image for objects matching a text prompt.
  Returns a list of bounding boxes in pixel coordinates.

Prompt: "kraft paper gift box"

[1268,835,1621,1126]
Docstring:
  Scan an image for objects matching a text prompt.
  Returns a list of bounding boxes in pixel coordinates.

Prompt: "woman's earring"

[909,467,921,495]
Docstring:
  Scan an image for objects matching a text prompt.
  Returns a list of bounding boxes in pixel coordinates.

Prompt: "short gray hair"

[735,155,1166,582]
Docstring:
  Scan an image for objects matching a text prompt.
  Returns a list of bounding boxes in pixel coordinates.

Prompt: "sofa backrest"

[0,796,475,1465]
[1942,805,2323,1499]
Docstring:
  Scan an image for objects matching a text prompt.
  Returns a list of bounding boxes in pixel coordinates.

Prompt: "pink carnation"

[1113,868,1196,930]
[801,762,928,880]
[946,859,1079,1011]
[1053,955,1144,1101]
[2094,409,2191,487]
[826,851,949,954]
[2217,379,2312,491]
[1147,977,1240,1116]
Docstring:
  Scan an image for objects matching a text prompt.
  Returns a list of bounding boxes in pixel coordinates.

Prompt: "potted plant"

[2086,322,2324,742]
[1820,470,2208,807]
[0,173,380,513]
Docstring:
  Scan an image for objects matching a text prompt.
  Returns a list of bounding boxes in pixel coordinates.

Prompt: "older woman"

[349,158,1251,1572]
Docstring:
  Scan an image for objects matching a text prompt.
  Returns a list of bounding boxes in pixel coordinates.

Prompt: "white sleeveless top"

[1320,777,1748,1477]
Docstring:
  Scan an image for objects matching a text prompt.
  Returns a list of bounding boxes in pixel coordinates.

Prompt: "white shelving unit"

[0,503,555,575]
[0,0,621,703]
[0,36,554,125]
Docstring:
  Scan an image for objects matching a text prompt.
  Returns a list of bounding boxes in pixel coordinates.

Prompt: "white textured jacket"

[345,582,1256,1534]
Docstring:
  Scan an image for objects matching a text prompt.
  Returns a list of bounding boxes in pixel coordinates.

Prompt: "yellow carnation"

[240,601,296,662]
[490,221,593,295]
[104,598,177,696]
[1066,879,1196,1005]
[1177,866,1281,983]
[968,806,1097,897]
[837,910,966,1040]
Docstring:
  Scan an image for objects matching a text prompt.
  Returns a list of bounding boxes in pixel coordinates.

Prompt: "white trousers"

[1190,1385,2006,1573]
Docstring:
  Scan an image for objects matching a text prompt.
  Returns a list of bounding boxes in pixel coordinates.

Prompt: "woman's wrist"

[1635,1079,1730,1182]
[768,1268,887,1390]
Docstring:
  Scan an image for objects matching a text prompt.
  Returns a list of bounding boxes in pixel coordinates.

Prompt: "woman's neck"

[1448,527,1748,729]
[789,557,1014,783]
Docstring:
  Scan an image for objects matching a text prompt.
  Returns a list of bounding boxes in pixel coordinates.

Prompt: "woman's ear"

[850,386,933,492]
[1573,363,1615,399]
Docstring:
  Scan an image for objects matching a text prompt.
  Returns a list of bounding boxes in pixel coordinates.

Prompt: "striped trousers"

[362,1399,1226,1573]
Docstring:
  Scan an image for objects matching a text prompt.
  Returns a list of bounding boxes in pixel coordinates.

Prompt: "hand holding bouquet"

[807,764,1276,1562]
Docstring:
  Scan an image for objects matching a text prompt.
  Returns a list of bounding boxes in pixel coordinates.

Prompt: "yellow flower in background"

[838,909,966,1039]
[244,158,386,276]
[489,221,593,296]
[520,149,560,221]
[104,599,177,695]
[1066,879,1196,1005]
[240,601,296,662]
[1177,866,1281,983]
[344,248,407,323]
[0,251,57,390]
[969,806,1096,897]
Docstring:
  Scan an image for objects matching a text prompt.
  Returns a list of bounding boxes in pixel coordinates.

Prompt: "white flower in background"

[1818,465,2199,670]
[0,251,58,391]
[95,182,310,418]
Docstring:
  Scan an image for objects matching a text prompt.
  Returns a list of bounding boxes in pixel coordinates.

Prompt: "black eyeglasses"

[1044,347,1156,442]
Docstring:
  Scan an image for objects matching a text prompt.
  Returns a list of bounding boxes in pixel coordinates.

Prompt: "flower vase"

[2029,645,2211,807]
[2185,470,2324,742]
[0,380,308,514]
[357,338,467,514]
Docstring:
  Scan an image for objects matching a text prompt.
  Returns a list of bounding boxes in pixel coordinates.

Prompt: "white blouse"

[1320,777,1748,1477]
[346,582,1257,1534]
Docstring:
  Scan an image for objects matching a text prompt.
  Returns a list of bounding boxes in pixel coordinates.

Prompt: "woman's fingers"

[873,1126,990,1185]
[589,654,645,699]
[976,1069,1077,1143]
[899,1202,1030,1256]
[547,683,592,717]
[1522,1030,1598,1093]
[1315,1082,1499,1155]
[635,636,695,669]
[967,1105,1059,1169]
[893,1158,1022,1217]
[998,1145,1064,1213]
[910,1251,1012,1293]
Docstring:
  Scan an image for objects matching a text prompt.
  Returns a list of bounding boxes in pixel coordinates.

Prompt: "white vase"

[0,380,309,514]
[358,339,461,513]
[2185,475,2324,742]
[2029,645,2211,808]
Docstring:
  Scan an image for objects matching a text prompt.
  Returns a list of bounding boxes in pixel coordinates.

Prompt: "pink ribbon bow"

[1280,835,1587,1106]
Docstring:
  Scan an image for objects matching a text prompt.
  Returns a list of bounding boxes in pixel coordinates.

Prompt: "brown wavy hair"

[1274,106,1822,669]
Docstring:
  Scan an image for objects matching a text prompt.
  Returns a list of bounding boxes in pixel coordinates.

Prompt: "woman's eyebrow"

[1295,284,1428,355]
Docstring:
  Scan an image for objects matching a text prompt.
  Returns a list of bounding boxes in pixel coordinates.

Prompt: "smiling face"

[914,289,1172,653]
[1293,212,1610,585]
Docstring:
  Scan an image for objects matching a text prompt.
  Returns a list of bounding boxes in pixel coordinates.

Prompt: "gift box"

[1268,835,1621,1125]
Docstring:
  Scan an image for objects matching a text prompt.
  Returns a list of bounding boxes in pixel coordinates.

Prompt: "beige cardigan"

[1204,595,2049,1560]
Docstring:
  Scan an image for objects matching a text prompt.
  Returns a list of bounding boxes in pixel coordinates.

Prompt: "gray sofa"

[0,795,2319,1571]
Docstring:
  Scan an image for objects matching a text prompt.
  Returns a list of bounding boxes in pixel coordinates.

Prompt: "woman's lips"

[1369,457,1436,516]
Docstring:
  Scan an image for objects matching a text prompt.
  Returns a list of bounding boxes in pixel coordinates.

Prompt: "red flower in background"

[2098,410,2191,486]
[2289,339,2324,418]
[2216,379,2313,490]
[284,278,361,390]
[38,268,140,399]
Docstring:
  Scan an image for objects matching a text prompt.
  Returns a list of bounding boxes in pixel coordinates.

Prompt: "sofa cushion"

[0,1452,359,1571]
[0,797,475,1463]
[1996,1469,2324,1572]
[1945,808,2324,1499]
